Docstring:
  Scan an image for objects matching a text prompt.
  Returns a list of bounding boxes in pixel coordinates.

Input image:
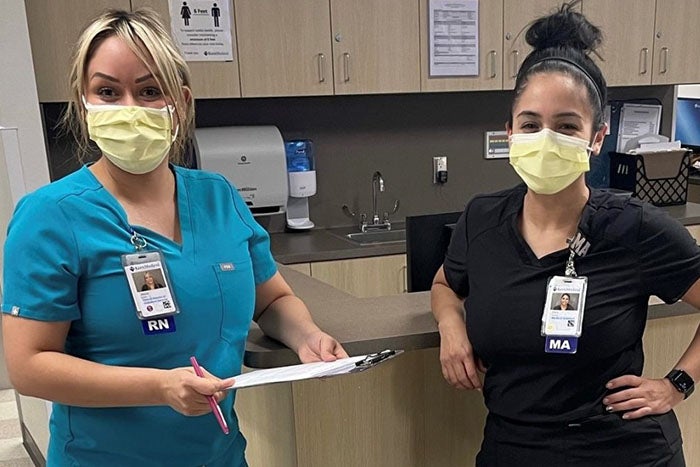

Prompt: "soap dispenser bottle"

[285,139,316,230]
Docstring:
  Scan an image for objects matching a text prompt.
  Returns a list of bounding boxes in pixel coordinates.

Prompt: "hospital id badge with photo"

[541,275,587,354]
[122,250,179,320]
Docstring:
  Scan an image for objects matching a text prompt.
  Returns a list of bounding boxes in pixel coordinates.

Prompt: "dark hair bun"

[525,1,602,54]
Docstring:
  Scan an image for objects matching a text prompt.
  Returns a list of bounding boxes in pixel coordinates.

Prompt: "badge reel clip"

[541,240,588,354]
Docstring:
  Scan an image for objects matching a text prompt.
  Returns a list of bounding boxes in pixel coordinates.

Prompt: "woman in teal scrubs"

[1,9,346,466]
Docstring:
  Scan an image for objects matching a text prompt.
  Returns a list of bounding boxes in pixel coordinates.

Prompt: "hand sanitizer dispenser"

[285,140,316,230]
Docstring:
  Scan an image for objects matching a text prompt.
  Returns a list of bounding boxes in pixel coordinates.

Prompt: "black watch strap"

[665,369,695,399]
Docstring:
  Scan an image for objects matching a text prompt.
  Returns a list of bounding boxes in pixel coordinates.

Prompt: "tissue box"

[609,149,691,206]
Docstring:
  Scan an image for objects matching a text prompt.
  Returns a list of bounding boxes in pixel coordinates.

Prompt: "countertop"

[244,266,700,368]
[269,225,406,264]
[270,202,700,264]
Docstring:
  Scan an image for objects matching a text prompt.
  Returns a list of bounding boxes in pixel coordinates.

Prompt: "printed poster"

[169,0,233,61]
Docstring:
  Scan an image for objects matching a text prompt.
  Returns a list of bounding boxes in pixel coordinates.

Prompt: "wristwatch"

[665,369,695,399]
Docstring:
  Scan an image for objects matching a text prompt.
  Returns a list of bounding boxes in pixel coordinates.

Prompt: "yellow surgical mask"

[84,99,175,175]
[509,129,592,195]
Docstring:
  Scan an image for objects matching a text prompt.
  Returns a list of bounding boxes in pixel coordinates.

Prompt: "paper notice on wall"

[429,0,479,77]
[169,0,233,61]
[616,103,662,152]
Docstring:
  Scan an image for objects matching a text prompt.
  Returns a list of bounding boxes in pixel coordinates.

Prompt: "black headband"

[522,56,604,110]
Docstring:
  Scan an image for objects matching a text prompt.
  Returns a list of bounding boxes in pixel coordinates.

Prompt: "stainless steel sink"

[327,224,406,246]
[345,229,406,245]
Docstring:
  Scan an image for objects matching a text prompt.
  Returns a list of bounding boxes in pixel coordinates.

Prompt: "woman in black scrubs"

[431,2,700,466]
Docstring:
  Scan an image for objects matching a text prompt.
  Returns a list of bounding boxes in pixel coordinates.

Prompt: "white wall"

[0,0,50,192]
[0,1,50,389]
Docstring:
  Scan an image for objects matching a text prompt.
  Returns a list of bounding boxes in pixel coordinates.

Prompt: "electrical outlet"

[433,156,448,184]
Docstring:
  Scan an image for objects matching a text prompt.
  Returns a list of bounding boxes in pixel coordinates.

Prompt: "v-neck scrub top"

[444,184,700,464]
[1,165,277,466]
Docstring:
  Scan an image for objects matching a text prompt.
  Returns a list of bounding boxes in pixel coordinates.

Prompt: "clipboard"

[228,349,403,389]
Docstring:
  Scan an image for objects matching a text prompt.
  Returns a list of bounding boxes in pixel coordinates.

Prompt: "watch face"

[668,370,695,395]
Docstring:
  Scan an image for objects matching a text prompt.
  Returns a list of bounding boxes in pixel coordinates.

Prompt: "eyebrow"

[89,72,155,84]
[516,110,583,119]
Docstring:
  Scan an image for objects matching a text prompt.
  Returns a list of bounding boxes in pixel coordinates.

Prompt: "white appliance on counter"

[195,126,288,216]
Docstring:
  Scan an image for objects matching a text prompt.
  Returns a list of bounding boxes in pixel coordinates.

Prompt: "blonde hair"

[61,8,194,165]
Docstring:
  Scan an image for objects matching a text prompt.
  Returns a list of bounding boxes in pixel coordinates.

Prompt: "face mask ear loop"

[165,104,179,141]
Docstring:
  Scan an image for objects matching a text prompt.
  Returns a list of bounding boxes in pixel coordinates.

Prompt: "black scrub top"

[444,184,700,424]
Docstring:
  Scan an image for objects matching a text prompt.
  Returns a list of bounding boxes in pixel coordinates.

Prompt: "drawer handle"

[660,47,669,74]
[317,53,325,83]
[639,48,648,75]
[488,50,497,79]
[343,52,351,82]
[510,50,519,79]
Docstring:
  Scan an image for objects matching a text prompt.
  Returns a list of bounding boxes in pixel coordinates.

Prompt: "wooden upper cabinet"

[502,0,580,90]
[419,0,503,92]
[651,0,700,85]
[25,0,131,102]
[235,0,333,97]
[583,0,655,87]
[131,0,241,98]
[331,0,420,95]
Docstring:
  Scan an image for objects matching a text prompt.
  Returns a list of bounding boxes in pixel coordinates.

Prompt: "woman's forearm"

[10,349,168,407]
[255,294,320,353]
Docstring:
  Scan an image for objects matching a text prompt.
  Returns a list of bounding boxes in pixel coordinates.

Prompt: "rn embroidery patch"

[142,316,177,335]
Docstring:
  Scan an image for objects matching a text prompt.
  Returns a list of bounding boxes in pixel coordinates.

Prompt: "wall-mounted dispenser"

[194,126,288,216]
[285,139,316,230]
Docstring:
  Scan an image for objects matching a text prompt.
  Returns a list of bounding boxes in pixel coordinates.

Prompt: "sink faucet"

[371,171,384,225]
[342,172,400,232]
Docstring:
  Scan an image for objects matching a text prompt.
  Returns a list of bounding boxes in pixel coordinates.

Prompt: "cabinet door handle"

[639,48,648,75]
[488,50,497,79]
[317,53,325,83]
[510,50,519,79]
[343,52,351,82]
[400,265,407,293]
[660,47,669,74]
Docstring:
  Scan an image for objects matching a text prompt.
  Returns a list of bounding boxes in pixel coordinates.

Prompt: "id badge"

[122,250,179,320]
[541,275,587,354]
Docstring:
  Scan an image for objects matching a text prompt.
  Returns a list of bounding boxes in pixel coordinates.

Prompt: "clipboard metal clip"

[355,349,396,368]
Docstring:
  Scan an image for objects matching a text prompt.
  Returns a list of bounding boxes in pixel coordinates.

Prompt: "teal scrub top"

[1,165,277,466]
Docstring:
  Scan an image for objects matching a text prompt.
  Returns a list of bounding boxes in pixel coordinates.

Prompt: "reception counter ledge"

[236,266,700,467]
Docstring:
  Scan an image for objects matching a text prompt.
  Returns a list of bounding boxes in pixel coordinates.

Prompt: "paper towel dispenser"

[195,126,288,216]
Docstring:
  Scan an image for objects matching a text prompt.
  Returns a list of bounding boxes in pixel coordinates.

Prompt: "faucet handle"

[342,204,357,218]
[389,199,400,215]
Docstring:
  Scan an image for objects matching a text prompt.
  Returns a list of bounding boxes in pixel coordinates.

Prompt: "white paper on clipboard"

[616,103,662,152]
[229,350,403,389]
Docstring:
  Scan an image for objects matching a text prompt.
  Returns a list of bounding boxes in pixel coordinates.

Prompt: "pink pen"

[189,356,230,435]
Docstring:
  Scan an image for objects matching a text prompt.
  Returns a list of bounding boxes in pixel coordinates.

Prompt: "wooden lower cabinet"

[235,348,488,467]
[285,263,311,276]
[689,185,700,205]
[310,255,407,297]
[687,224,700,242]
